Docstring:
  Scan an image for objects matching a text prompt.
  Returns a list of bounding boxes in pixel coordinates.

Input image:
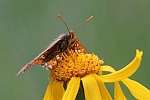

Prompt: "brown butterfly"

[17,14,93,75]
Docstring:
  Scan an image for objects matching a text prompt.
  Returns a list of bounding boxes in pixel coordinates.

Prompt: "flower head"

[43,49,150,100]
[51,50,103,81]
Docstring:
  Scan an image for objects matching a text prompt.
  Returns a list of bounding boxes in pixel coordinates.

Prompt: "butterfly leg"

[67,49,76,66]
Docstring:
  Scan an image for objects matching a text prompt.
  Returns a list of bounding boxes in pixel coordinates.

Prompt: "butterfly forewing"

[70,37,88,54]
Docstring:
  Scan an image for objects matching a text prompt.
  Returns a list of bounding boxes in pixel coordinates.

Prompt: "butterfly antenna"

[73,16,93,31]
[58,14,70,33]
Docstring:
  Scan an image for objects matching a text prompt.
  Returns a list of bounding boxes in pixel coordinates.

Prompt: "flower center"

[50,50,103,81]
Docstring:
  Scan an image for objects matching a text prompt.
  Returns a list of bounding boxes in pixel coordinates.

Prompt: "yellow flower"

[43,50,150,100]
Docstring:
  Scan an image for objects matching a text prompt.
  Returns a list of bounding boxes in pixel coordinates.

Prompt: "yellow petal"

[52,80,64,100]
[43,81,52,100]
[62,77,80,100]
[101,65,116,73]
[43,79,64,100]
[114,82,127,100]
[101,50,143,82]
[122,78,150,99]
[100,66,127,99]
[81,75,102,100]
[92,74,112,100]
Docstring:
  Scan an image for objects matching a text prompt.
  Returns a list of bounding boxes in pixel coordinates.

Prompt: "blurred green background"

[0,0,150,99]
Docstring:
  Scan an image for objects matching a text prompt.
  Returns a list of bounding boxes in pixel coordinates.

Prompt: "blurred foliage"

[0,0,150,99]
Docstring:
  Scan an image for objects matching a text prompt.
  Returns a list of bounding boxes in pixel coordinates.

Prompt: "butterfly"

[17,14,93,75]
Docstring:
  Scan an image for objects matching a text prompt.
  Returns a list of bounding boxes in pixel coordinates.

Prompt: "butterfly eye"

[68,30,75,39]
[68,33,72,39]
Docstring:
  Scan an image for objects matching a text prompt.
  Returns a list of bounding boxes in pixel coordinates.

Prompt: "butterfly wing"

[17,32,88,75]
[17,34,68,75]
[69,37,88,54]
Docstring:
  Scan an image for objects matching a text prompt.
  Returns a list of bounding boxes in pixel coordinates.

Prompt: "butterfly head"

[67,30,76,47]
[68,30,75,39]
